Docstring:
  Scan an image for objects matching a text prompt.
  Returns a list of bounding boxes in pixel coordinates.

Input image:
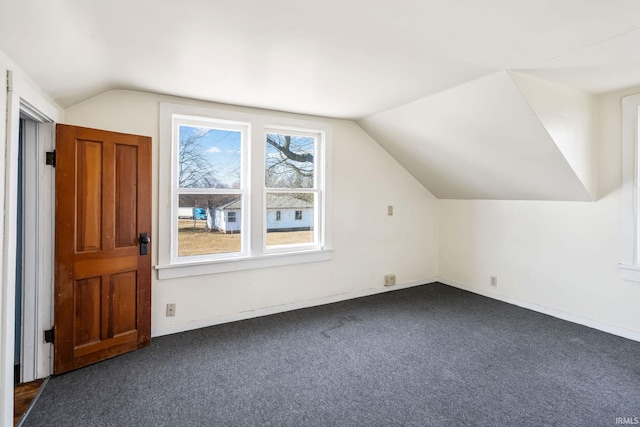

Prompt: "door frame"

[2,70,59,422]
[19,114,55,382]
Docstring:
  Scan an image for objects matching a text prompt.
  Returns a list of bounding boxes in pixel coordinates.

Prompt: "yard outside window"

[175,119,246,258]
[265,130,319,248]
[157,103,333,278]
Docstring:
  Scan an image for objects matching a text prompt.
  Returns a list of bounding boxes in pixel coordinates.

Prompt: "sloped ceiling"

[359,71,595,200]
[1,0,639,199]
[1,0,640,118]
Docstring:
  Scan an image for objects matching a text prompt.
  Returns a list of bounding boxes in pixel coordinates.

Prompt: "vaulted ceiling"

[2,0,640,199]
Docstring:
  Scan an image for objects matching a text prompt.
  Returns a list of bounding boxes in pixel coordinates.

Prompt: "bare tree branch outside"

[265,133,315,189]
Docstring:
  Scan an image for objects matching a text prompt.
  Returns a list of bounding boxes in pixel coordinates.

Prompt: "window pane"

[179,125,241,189]
[178,194,242,256]
[266,193,314,246]
[265,133,315,189]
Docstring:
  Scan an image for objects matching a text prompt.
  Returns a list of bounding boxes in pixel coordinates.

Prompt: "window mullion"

[251,123,265,256]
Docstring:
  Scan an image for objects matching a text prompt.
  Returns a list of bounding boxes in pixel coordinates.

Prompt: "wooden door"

[54,124,151,374]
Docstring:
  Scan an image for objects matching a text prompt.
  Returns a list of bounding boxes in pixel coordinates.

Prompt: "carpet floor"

[23,283,640,426]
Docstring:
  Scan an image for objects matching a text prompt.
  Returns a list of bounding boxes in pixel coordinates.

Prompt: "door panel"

[75,140,102,253]
[55,124,151,374]
[112,271,138,335]
[115,144,138,248]
[74,277,101,347]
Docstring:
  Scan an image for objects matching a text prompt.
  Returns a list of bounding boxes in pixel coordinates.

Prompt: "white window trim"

[619,93,640,282]
[170,114,250,264]
[263,126,325,255]
[157,102,333,279]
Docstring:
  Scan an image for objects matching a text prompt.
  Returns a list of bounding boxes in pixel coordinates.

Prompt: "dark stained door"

[54,124,151,374]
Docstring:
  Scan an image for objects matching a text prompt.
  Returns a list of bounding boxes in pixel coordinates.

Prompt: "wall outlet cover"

[166,303,176,317]
[385,274,396,286]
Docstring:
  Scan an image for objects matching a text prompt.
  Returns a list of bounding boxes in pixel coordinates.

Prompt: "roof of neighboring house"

[214,194,313,210]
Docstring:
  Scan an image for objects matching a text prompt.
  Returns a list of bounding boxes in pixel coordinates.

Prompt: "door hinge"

[46,150,56,167]
[44,327,55,343]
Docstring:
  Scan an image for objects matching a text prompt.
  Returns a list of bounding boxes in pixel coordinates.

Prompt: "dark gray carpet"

[23,283,640,426]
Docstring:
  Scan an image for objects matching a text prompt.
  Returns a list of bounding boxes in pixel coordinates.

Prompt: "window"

[620,93,640,282]
[265,129,319,247]
[157,103,333,278]
[174,116,247,258]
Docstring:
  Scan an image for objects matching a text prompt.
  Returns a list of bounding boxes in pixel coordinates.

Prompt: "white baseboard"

[152,276,438,337]
[439,277,640,343]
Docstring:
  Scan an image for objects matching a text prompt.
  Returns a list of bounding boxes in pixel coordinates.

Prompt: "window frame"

[263,126,323,253]
[171,114,249,263]
[619,93,640,282]
[157,102,333,279]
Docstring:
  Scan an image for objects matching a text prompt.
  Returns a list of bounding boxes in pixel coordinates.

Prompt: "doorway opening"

[3,71,60,426]
[13,113,55,385]
[14,118,24,384]
[12,113,54,426]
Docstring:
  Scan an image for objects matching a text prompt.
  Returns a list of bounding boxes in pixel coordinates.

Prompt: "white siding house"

[265,194,313,232]
[207,194,313,233]
[207,199,241,234]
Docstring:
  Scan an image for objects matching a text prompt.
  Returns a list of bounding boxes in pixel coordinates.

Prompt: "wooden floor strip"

[14,378,46,427]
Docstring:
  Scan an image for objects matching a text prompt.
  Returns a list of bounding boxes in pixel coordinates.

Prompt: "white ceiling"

[359,71,595,200]
[2,0,640,119]
[2,0,639,200]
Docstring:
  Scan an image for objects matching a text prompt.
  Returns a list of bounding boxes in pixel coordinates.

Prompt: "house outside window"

[157,102,333,278]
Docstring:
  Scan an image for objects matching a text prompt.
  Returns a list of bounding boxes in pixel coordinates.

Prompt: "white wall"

[64,90,440,336]
[0,52,10,427]
[439,85,640,339]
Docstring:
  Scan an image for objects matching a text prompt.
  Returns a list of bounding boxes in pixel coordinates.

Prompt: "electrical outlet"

[385,274,396,287]
[166,303,176,317]
[490,276,498,287]
[387,205,394,216]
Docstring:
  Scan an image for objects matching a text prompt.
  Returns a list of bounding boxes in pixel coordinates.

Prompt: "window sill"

[155,248,333,279]
[618,264,640,283]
